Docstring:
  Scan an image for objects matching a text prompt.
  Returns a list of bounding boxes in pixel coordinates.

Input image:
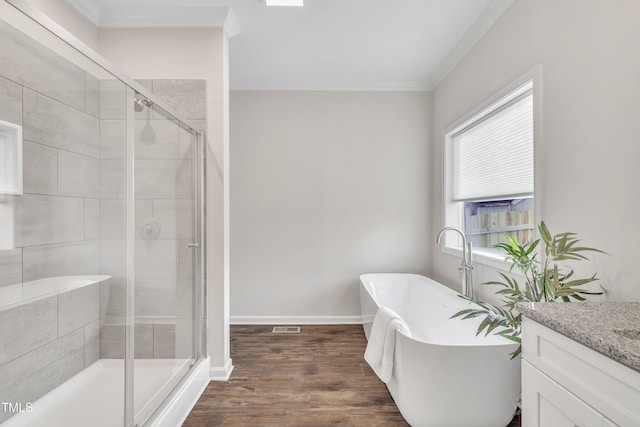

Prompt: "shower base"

[2,358,202,427]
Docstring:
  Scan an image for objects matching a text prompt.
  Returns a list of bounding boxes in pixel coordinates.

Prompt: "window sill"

[441,245,513,273]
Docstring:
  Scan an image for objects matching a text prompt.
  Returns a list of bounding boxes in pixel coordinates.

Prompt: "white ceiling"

[65,0,514,91]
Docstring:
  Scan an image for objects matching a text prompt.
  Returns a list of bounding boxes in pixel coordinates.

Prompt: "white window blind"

[452,90,533,202]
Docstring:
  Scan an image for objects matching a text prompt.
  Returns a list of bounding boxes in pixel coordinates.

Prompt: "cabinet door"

[522,361,605,427]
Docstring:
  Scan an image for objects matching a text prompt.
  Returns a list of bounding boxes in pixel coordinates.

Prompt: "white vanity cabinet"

[521,318,640,427]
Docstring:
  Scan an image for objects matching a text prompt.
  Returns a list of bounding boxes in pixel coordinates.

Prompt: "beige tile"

[0,296,58,365]
[153,322,176,359]
[16,194,84,246]
[178,239,194,279]
[152,80,206,120]
[135,159,175,199]
[99,239,125,278]
[23,88,99,158]
[4,198,16,250]
[85,72,100,118]
[100,277,125,320]
[176,158,195,198]
[99,79,126,120]
[99,120,125,159]
[23,141,57,195]
[1,195,17,250]
[58,283,100,336]
[99,159,125,199]
[135,79,153,92]
[84,320,100,367]
[84,198,100,240]
[135,159,193,199]
[0,76,22,126]
[177,278,195,318]
[135,239,178,279]
[99,199,125,239]
[175,317,194,359]
[152,199,194,239]
[22,240,99,282]
[135,322,154,359]
[58,150,99,198]
[0,283,22,309]
[0,328,84,424]
[100,199,152,239]
[134,200,155,238]
[0,248,22,288]
[135,278,176,317]
[135,118,180,159]
[98,321,154,359]
[0,20,85,111]
[99,322,124,359]
[100,323,153,359]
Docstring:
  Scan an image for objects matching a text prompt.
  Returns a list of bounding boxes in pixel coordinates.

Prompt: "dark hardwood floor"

[182,325,521,426]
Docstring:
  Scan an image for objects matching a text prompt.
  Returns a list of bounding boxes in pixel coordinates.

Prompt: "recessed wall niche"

[0,119,22,250]
[0,119,22,195]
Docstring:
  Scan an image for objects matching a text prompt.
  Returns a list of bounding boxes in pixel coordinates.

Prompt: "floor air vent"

[272,326,301,334]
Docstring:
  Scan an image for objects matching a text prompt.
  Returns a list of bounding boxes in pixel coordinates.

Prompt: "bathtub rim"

[360,272,519,349]
[395,329,518,349]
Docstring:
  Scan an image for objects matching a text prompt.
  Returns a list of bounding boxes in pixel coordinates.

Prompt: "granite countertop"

[517,302,640,373]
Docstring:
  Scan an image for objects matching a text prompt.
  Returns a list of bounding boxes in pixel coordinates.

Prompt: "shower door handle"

[187,243,199,249]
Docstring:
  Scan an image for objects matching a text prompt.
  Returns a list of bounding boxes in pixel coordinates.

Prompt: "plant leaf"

[455,221,606,359]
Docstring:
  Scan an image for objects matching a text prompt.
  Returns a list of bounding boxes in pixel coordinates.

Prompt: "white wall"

[430,0,640,302]
[25,0,99,49]
[230,91,431,322]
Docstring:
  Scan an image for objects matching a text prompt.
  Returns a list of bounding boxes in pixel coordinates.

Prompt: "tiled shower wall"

[0,19,101,423]
[99,78,206,359]
[0,15,206,422]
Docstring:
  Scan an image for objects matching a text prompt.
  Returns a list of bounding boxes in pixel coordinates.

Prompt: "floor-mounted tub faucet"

[436,227,474,299]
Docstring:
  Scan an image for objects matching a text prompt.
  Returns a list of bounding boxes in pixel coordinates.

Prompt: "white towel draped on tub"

[364,306,411,384]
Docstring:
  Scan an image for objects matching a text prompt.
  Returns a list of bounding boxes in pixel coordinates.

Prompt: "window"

[443,70,540,261]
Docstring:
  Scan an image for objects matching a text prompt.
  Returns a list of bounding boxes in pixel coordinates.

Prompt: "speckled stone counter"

[517,302,640,372]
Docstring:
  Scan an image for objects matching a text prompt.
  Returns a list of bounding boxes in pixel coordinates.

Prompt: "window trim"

[441,66,543,269]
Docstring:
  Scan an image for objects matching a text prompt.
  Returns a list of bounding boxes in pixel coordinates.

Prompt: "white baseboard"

[230,315,365,325]
[209,358,234,381]
[150,357,210,427]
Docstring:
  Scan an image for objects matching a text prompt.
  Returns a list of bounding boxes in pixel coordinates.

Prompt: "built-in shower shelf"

[0,275,111,311]
[0,119,22,195]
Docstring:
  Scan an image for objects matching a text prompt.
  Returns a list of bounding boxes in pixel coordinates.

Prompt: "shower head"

[134,95,153,112]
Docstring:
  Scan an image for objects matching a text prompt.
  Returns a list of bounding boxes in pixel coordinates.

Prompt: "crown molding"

[427,0,515,90]
[64,1,240,37]
[99,7,229,28]
[223,9,240,38]
[64,0,100,25]
[230,78,431,92]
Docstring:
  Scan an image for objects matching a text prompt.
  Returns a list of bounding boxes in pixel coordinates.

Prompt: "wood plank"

[182,325,521,426]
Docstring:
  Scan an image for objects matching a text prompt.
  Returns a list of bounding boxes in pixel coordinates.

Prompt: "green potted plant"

[451,221,606,358]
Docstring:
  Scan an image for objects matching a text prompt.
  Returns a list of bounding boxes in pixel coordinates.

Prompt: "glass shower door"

[130,91,200,426]
[0,3,205,426]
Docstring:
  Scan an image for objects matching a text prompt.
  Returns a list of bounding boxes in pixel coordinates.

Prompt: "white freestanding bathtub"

[360,273,520,427]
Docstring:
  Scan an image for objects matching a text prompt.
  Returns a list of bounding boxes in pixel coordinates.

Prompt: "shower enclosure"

[0,2,207,426]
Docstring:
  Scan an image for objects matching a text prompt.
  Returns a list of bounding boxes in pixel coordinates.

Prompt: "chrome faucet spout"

[436,227,474,299]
